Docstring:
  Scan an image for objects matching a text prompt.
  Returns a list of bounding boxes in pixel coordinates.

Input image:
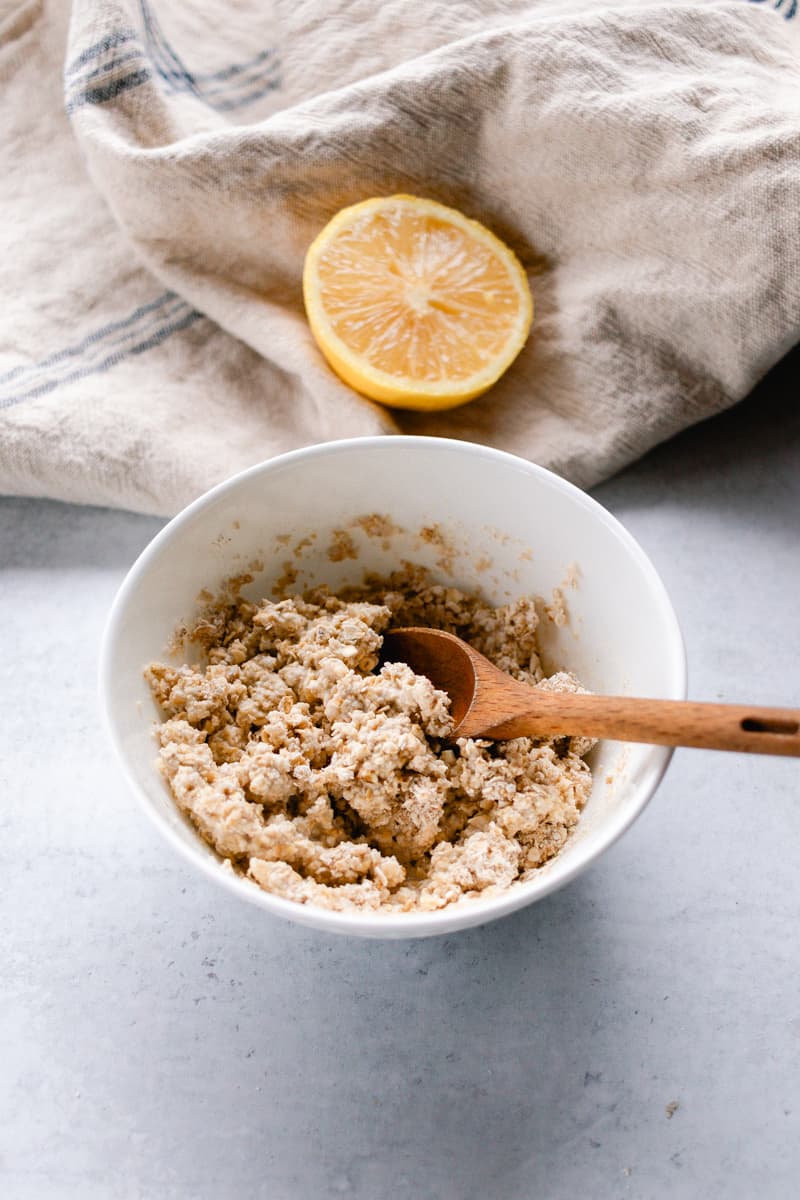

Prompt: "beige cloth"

[0,0,798,516]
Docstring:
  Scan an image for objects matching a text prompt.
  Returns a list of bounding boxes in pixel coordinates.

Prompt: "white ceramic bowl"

[100,437,686,938]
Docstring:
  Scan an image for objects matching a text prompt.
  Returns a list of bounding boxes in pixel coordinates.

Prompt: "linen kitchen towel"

[0,0,798,515]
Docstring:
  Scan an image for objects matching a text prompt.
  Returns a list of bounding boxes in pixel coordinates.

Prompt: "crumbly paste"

[146,569,593,912]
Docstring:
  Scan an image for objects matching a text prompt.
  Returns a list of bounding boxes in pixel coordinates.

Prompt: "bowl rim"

[99,435,688,936]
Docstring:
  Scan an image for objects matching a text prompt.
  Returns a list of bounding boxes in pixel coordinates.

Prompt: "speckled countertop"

[2,371,799,1200]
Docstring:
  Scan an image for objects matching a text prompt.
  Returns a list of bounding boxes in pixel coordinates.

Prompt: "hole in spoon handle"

[740,716,799,735]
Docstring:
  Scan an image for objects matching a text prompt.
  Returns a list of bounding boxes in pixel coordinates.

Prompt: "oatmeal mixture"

[146,570,593,912]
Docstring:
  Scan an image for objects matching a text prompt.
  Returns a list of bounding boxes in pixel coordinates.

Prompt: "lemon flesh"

[302,195,533,411]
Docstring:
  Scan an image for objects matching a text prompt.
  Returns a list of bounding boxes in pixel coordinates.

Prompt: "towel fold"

[0,0,798,516]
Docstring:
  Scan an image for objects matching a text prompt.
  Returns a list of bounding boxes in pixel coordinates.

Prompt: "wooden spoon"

[381,627,800,757]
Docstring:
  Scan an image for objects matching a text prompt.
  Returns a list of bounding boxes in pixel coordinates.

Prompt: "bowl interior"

[102,438,685,936]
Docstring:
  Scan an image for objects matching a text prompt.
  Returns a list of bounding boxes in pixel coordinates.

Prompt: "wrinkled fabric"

[0,0,798,515]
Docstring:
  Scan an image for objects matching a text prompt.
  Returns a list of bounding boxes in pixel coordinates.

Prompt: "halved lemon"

[302,195,533,411]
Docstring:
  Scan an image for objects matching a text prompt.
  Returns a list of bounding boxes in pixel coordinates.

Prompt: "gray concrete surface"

[2,377,799,1199]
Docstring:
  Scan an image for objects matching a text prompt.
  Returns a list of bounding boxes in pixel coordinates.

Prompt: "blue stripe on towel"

[82,49,144,85]
[66,69,153,114]
[159,54,279,100]
[138,1,281,109]
[65,16,281,116]
[193,48,275,85]
[749,0,797,18]
[66,46,278,96]
[64,28,138,78]
[208,73,282,112]
[2,296,192,394]
[0,293,179,387]
[139,0,200,98]
[0,297,205,410]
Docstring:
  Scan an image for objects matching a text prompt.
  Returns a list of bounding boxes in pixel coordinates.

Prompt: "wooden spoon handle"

[485,691,800,756]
